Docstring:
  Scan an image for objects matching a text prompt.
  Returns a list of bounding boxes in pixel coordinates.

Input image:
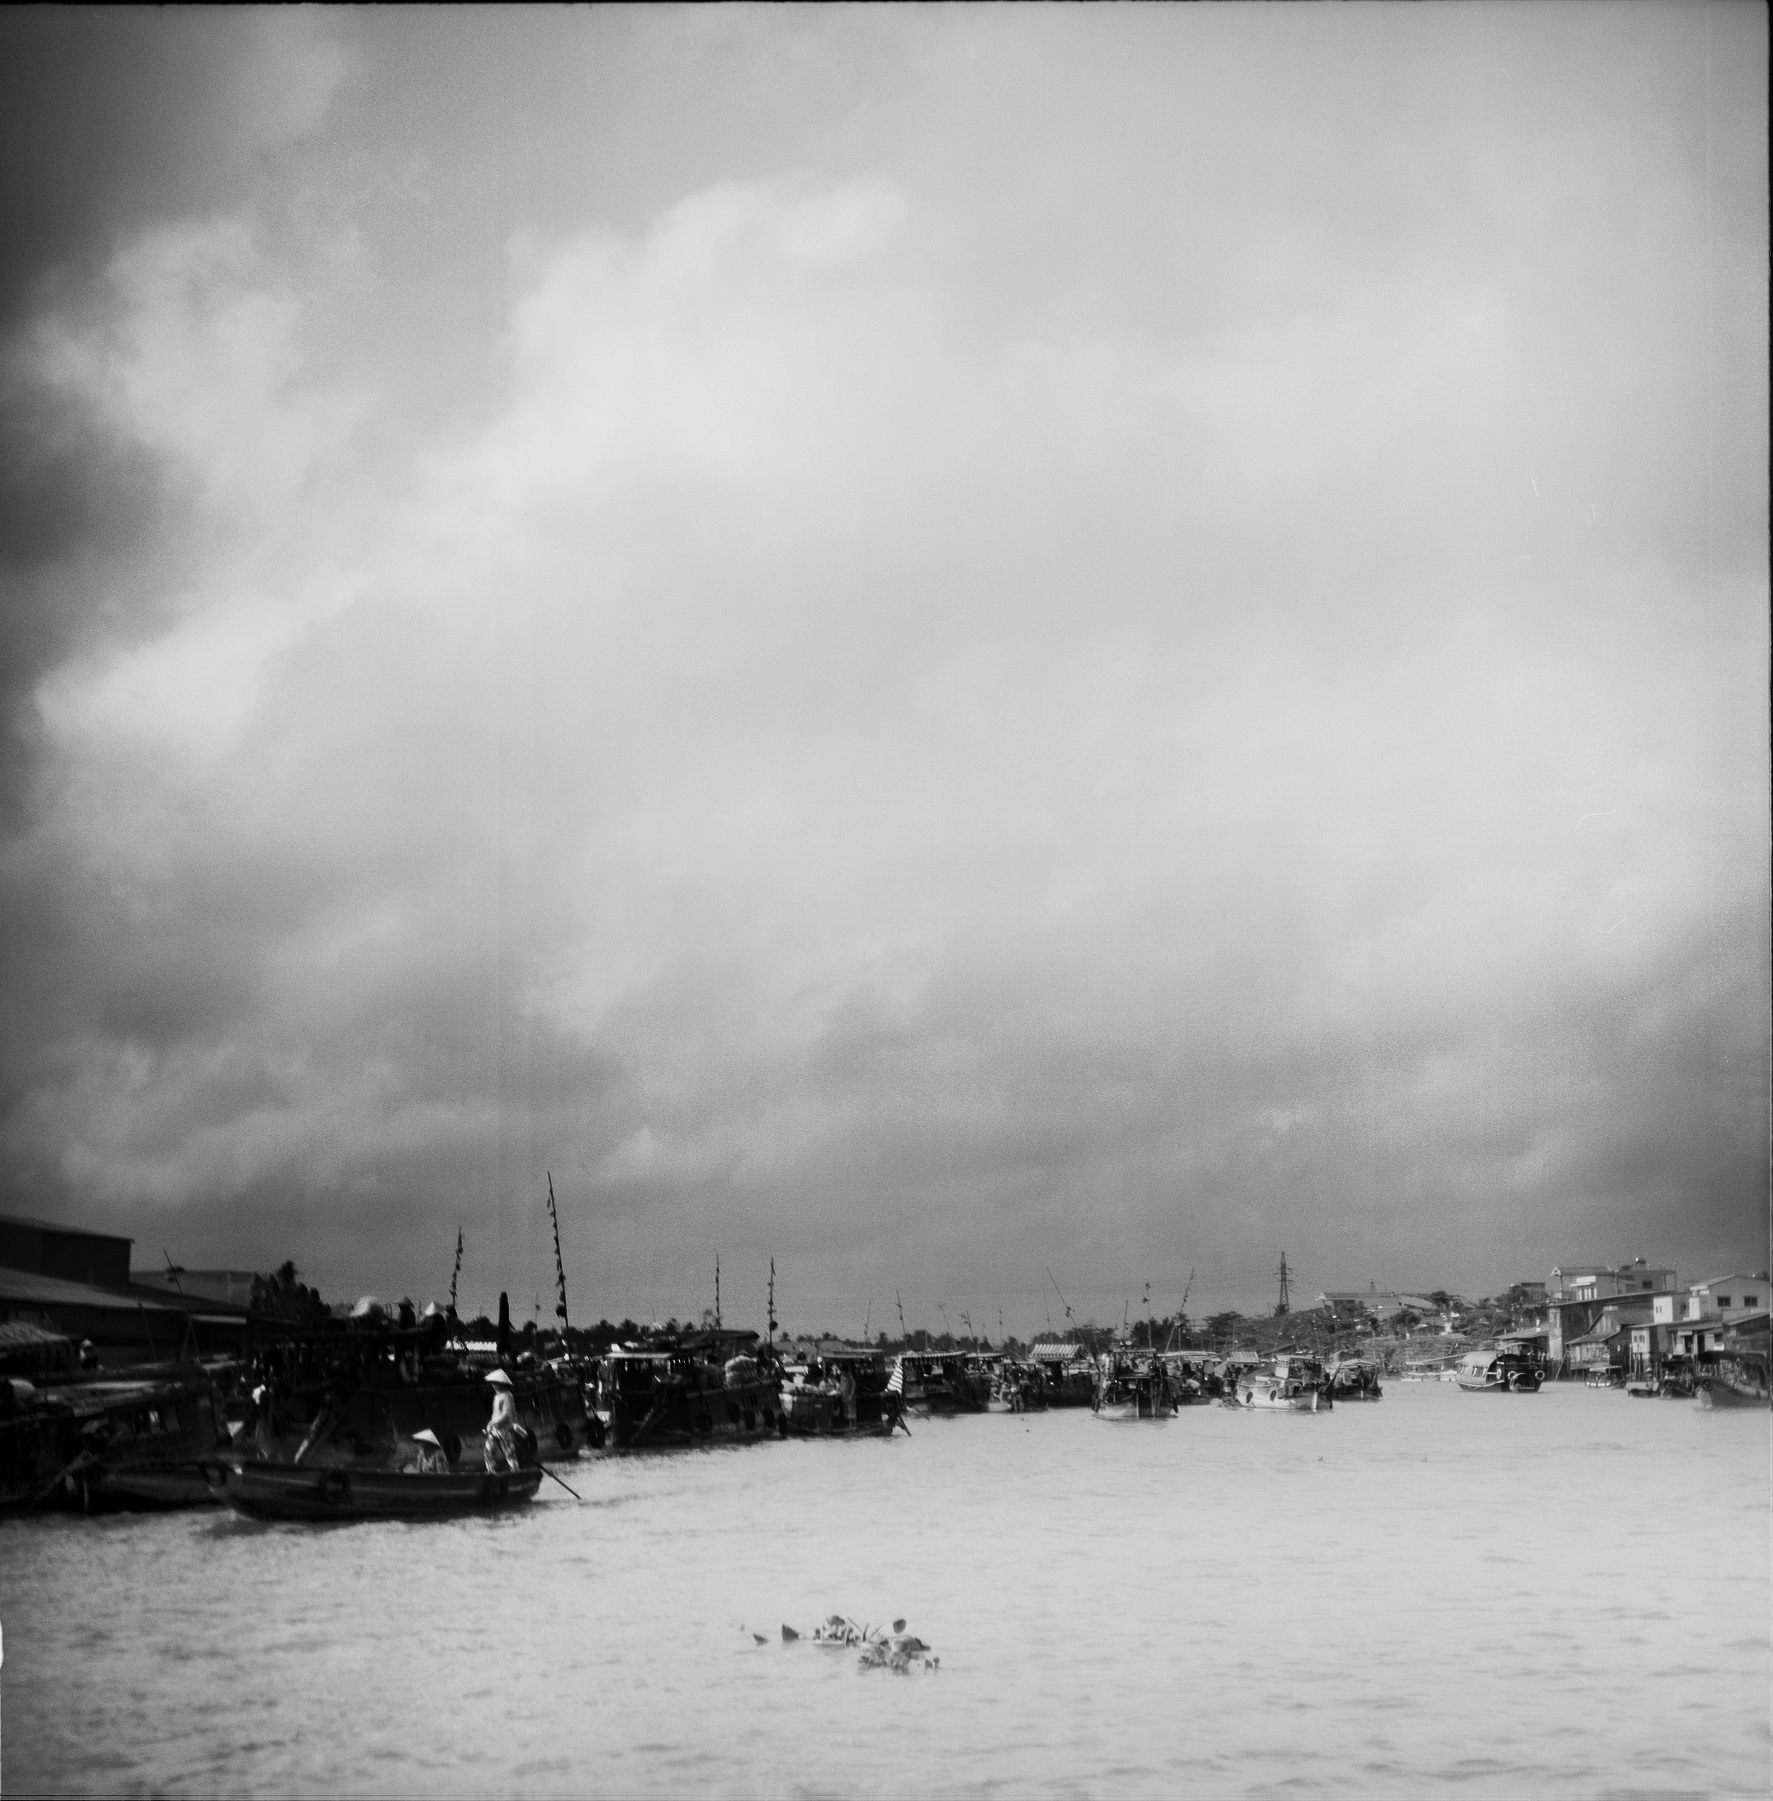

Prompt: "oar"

[539,1462,583,1501]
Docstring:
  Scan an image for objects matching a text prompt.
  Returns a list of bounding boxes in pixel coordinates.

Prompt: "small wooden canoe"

[203,1459,543,1521]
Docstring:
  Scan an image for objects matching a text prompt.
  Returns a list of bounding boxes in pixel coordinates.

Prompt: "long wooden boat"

[592,1329,784,1449]
[205,1458,542,1521]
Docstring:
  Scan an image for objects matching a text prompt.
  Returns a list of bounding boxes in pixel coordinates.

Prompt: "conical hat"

[411,1428,442,1447]
[485,1368,513,1386]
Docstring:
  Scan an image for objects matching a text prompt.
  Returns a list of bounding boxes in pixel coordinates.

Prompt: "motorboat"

[886,1352,991,1415]
[205,1458,543,1521]
[1325,1357,1383,1402]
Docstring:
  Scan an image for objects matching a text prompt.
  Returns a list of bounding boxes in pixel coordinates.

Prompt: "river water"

[1,1381,1766,1798]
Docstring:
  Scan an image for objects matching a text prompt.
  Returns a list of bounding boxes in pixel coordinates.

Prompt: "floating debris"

[781,1614,938,1674]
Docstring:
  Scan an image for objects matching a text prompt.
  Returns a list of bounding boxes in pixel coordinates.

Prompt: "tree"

[1205,1311,1243,1346]
[250,1262,327,1326]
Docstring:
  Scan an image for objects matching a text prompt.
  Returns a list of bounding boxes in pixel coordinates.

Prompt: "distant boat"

[1024,1342,1095,1408]
[1326,1357,1383,1402]
[205,1459,542,1521]
[887,1353,991,1415]
[1454,1349,1544,1392]
[1092,1353,1173,1421]
[592,1330,784,1449]
[1231,1355,1332,1412]
[783,1349,904,1435]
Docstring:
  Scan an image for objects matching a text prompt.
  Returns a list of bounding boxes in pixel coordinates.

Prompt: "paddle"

[539,1463,583,1501]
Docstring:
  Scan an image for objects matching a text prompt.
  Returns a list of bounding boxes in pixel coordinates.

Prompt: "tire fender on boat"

[555,1422,574,1452]
[320,1468,351,1506]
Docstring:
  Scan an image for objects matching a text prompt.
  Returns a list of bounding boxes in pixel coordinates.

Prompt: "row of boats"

[12,1319,1753,1524]
[2,1320,1394,1521]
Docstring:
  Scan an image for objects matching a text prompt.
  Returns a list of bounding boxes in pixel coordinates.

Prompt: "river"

[1,1380,1766,1797]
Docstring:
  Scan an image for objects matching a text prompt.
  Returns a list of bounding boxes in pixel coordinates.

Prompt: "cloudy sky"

[0,5,1764,1334]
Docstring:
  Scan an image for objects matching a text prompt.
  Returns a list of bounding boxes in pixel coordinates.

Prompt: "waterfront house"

[1550,1260,1677,1304]
[1679,1275,1766,1324]
[1563,1300,1655,1375]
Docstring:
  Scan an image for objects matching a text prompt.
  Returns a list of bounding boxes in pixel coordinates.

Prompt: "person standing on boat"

[484,1368,519,1472]
[838,1364,857,1427]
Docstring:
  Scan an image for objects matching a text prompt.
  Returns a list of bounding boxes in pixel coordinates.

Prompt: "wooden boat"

[592,1329,784,1449]
[1232,1355,1332,1411]
[783,1350,904,1435]
[1156,1352,1217,1406]
[1454,1348,1544,1392]
[991,1360,1049,1411]
[886,1352,991,1415]
[1093,1353,1173,1420]
[1695,1354,1770,1409]
[205,1458,542,1520]
[2,1369,231,1512]
[1024,1342,1096,1407]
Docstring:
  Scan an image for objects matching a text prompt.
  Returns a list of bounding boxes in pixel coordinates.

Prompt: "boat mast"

[767,1258,777,1346]
[449,1227,463,1316]
[715,1254,721,1328]
[546,1175,569,1333]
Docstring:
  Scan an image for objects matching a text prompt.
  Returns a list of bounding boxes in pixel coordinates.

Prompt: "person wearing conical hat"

[407,1427,450,1474]
[483,1367,519,1472]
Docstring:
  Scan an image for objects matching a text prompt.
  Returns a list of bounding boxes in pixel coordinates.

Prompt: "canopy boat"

[1025,1342,1096,1407]
[1093,1353,1173,1420]
[783,1350,904,1435]
[1454,1348,1544,1392]
[592,1329,784,1449]
[1695,1353,1769,1409]
[1232,1355,1332,1411]
[1325,1357,1383,1402]
[205,1458,543,1521]
[2,1368,231,1513]
[886,1352,991,1415]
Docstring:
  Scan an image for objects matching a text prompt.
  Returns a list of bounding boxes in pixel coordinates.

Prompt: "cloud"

[0,9,1764,1325]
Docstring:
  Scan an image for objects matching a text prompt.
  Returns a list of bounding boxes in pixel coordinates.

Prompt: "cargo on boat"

[783,1349,903,1435]
[592,1328,784,1449]
[885,1351,991,1415]
[204,1457,543,1521]
[1156,1351,1218,1406]
[991,1359,1049,1411]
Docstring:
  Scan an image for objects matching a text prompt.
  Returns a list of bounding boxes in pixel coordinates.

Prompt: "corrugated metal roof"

[0,1268,185,1311]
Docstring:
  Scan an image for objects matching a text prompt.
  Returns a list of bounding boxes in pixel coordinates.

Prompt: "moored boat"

[1232,1355,1332,1411]
[783,1349,904,1435]
[1326,1356,1383,1402]
[1025,1342,1095,1407]
[592,1329,785,1449]
[205,1458,543,1521]
[1092,1353,1173,1420]
[886,1352,991,1415]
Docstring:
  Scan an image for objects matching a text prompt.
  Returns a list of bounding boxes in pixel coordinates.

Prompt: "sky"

[0,4,1765,1336]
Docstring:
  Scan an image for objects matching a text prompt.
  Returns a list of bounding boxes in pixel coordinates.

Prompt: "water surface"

[2,1382,1766,1797]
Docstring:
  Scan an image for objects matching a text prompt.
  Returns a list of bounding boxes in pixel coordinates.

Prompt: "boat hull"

[207,1460,543,1521]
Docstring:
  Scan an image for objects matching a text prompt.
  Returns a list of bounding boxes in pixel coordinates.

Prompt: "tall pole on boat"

[896,1290,908,1344]
[449,1227,463,1315]
[715,1254,721,1328]
[547,1175,569,1333]
[768,1258,777,1345]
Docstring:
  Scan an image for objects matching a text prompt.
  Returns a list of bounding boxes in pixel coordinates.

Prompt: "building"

[1678,1275,1767,1324]
[0,1211,251,1364]
[1549,1259,1677,1303]
[1564,1300,1655,1374]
